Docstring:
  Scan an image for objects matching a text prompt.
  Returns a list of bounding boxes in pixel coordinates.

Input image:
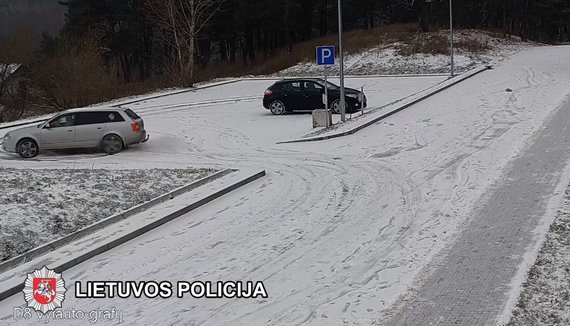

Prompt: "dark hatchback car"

[263,78,367,115]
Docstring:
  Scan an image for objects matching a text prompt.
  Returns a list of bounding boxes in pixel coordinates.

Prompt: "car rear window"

[124,109,141,120]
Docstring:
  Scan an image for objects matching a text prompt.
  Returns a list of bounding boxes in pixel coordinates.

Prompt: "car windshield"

[44,112,65,126]
[47,113,62,121]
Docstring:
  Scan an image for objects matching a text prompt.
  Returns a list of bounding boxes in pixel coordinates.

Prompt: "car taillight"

[264,89,273,96]
[131,122,141,132]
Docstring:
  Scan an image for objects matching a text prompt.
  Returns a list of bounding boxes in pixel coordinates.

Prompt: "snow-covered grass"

[507,186,570,326]
[279,30,532,76]
[0,167,216,262]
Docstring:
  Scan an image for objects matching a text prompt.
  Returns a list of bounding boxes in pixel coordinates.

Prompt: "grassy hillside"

[194,25,530,80]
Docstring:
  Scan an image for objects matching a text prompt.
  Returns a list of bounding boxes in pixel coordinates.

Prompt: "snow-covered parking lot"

[124,75,448,146]
[1,46,570,326]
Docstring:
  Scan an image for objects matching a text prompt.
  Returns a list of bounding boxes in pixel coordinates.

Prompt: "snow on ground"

[507,185,570,326]
[0,45,569,326]
[0,168,215,262]
[280,30,531,76]
[122,76,446,147]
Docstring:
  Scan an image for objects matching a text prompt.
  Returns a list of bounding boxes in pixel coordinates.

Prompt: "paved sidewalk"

[386,98,570,326]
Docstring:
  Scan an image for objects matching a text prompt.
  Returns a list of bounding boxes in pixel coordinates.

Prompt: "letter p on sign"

[316,46,335,66]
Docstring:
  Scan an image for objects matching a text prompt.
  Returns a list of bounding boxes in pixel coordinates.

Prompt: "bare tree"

[0,25,37,122]
[34,36,119,110]
[146,0,223,86]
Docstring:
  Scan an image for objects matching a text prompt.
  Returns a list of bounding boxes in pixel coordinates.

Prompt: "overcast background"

[0,0,65,39]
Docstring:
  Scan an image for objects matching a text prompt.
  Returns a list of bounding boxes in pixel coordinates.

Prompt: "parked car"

[2,107,149,158]
[263,78,367,115]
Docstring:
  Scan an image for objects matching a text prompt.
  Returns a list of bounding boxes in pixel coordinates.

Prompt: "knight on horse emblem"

[22,266,66,314]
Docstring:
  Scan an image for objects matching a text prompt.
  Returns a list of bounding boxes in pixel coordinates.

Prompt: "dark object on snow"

[263,78,366,115]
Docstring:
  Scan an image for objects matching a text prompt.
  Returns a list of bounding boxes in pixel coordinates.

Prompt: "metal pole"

[360,86,364,115]
[337,0,346,122]
[450,0,454,77]
[324,66,329,112]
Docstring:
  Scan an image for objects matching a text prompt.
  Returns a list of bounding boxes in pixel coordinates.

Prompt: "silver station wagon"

[2,107,148,158]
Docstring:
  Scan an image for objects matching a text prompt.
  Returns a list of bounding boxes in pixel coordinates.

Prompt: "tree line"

[0,0,568,121]
[47,0,570,85]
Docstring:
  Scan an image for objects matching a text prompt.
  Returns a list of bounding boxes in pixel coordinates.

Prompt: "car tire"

[101,134,124,155]
[269,100,286,115]
[331,99,347,114]
[16,138,39,158]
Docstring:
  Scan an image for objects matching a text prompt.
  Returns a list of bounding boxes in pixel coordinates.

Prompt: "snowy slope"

[0,45,569,326]
[280,30,531,76]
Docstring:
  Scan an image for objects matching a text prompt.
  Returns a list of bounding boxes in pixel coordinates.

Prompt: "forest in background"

[0,0,569,122]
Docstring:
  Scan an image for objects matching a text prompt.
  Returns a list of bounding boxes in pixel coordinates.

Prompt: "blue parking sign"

[316,46,335,66]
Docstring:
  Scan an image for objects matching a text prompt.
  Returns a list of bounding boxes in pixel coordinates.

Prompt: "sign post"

[316,46,335,112]
[450,0,455,77]
[337,0,346,122]
[324,66,328,111]
[314,46,336,128]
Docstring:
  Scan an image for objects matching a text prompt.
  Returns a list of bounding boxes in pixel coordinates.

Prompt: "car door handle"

[67,130,73,132]
[97,127,102,130]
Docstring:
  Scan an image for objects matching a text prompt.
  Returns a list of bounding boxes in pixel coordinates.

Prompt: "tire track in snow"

[7,49,570,325]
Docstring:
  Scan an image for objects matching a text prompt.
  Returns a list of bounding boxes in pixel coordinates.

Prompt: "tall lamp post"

[449,0,455,77]
[338,0,346,122]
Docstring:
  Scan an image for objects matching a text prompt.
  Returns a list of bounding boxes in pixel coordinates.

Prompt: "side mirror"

[43,122,51,129]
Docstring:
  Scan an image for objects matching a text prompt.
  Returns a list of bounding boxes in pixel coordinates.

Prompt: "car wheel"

[101,134,124,155]
[331,99,347,114]
[17,139,39,158]
[269,100,286,115]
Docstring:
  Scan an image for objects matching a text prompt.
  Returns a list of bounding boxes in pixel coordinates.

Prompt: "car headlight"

[346,94,359,99]
[3,133,12,141]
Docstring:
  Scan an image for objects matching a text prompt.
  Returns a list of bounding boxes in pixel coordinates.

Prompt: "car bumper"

[347,98,367,111]
[141,132,149,143]
[1,139,16,153]
[122,130,148,147]
[134,131,148,144]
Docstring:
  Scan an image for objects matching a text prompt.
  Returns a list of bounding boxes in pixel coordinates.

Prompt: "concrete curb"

[277,66,492,144]
[0,168,233,274]
[0,169,266,301]
[0,119,48,131]
[241,73,451,81]
[133,95,262,114]
[111,79,242,107]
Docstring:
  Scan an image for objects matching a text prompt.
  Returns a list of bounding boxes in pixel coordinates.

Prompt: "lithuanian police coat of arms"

[22,266,66,314]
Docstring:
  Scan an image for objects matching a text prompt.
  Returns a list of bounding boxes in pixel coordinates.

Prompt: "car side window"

[75,112,101,125]
[75,112,126,125]
[304,82,323,91]
[283,82,301,91]
[49,114,75,128]
[102,111,125,123]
